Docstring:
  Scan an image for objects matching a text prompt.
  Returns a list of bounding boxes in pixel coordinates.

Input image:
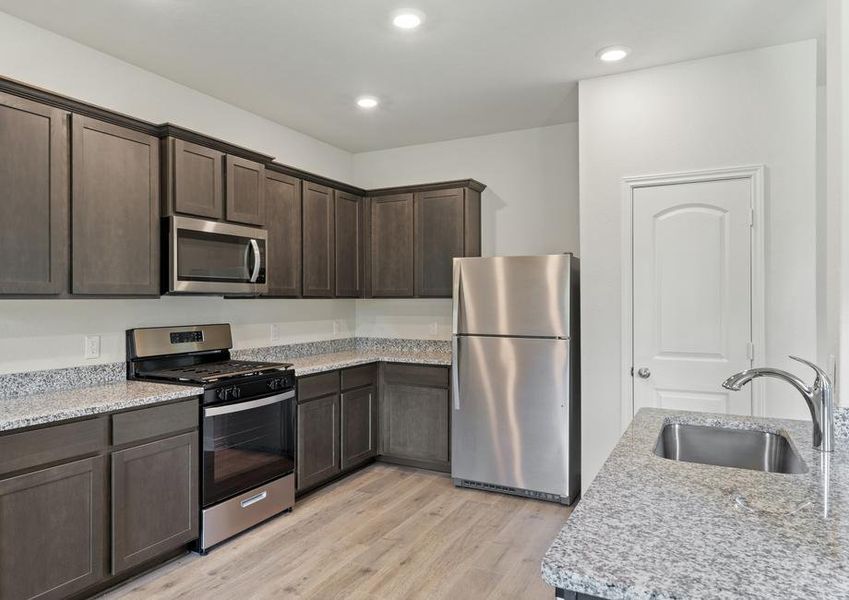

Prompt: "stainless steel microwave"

[166,216,268,295]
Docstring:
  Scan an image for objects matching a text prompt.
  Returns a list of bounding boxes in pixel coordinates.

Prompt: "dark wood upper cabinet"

[166,137,224,220]
[111,431,199,574]
[0,455,107,600]
[415,188,465,297]
[302,182,335,297]
[226,155,265,225]
[334,191,363,297]
[71,115,159,296]
[265,170,302,297]
[0,93,69,295]
[369,193,414,297]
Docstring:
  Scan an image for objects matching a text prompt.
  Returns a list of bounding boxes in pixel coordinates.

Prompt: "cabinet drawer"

[112,398,198,446]
[0,417,108,477]
[298,371,339,402]
[341,364,377,391]
[383,364,449,388]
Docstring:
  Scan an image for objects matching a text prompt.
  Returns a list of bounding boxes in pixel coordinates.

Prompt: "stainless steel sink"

[654,423,808,474]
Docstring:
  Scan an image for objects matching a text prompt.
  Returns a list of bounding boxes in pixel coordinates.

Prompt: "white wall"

[0,11,358,374]
[579,41,818,490]
[353,123,580,338]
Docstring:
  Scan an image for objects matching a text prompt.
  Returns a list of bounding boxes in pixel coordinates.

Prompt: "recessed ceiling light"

[392,9,424,29]
[597,46,631,62]
[356,96,379,109]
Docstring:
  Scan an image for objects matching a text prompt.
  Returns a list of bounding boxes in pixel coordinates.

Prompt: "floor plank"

[100,464,573,600]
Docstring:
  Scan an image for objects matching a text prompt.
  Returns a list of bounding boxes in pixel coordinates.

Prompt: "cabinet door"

[334,191,362,297]
[341,386,377,470]
[265,171,302,297]
[370,193,414,297]
[0,93,69,295]
[111,432,198,574]
[414,188,465,297]
[71,115,159,296]
[226,155,265,225]
[0,456,106,600]
[297,394,340,491]
[170,137,224,219]
[302,182,335,297]
[380,365,450,472]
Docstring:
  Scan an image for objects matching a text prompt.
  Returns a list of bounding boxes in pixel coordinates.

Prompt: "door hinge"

[747,342,755,361]
[749,208,755,228]
[630,366,634,377]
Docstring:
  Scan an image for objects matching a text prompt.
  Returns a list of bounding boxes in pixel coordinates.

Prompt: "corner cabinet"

[369,193,414,297]
[71,116,160,296]
[0,93,69,295]
[264,170,303,297]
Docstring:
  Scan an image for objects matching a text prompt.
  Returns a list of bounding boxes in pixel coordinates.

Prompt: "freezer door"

[451,335,574,498]
[453,255,573,338]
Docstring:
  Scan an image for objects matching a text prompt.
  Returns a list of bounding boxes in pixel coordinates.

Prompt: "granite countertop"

[287,349,451,376]
[541,408,849,599]
[0,381,204,432]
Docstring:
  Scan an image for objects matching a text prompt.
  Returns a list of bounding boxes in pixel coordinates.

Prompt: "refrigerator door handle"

[452,258,461,334]
[452,335,460,410]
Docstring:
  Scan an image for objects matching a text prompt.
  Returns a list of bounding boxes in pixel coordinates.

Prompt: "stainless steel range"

[126,323,296,552]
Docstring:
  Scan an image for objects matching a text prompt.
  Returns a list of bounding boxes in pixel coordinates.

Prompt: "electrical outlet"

[270,324,281,343]
[84,335,101,359]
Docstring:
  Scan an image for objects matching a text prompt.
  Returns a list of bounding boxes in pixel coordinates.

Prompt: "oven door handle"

[203,390,295,417]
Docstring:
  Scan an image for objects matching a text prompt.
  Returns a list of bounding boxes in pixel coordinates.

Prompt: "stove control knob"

[231,386,241,400]
[217,388,227,401]
[267,379,278,391]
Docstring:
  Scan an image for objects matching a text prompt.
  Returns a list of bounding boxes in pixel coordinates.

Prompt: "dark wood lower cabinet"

[379,364,451,472]
[340,386,377,470]
[0,455,106,600]
[297,394,341,491]
[111,431,199,574]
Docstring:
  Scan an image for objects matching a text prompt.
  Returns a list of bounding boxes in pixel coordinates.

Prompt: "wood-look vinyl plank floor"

[100,464,572,600]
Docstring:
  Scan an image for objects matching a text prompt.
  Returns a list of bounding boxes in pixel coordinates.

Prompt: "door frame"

[619,165,766,429]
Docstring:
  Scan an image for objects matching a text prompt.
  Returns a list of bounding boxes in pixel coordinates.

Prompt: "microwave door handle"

[249,239,261,283]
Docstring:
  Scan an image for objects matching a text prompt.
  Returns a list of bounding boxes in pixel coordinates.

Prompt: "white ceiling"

[0,0,824,152]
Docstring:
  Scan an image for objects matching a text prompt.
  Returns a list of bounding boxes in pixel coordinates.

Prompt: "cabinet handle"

[240,490,268,508]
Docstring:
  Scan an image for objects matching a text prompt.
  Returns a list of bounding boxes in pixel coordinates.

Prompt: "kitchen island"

[542,408,849,600]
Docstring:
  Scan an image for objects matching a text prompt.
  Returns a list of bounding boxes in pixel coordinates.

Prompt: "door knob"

[637,367,651,379]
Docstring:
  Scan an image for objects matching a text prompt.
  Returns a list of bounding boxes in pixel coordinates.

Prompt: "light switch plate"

[84,335,101,359]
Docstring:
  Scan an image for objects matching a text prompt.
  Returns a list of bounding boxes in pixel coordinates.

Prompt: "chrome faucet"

[722,356,834,452]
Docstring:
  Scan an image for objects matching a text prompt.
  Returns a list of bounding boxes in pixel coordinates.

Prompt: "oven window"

[177,229,266,283]
[202,394,294,507]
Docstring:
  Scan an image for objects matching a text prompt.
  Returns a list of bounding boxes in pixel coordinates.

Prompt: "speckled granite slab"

[836,407,849,441]
[234,337,451,375]
[0,381,203,432]
[541,408,849,599]
[0,362,125,398]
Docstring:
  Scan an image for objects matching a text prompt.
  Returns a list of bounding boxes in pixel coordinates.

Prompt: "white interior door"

[632,177,753,415]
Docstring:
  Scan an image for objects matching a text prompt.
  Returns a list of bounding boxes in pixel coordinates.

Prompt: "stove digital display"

[170,331,204,344]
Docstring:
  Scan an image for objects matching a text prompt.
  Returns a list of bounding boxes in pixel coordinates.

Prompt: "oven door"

[201,389,295,507]
[168,216,268,295]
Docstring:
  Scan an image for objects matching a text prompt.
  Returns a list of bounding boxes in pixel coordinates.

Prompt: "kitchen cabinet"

[341,386,378,470]
[0,456,107,600]
[71,115,160,296]
[225,155,265,225]
[297,393,341,491]
[111,431,199,574]
[0,397,199,600]
[379,364,450,472]
[165,137,224,220]
[0,93,69,295]
[334,190,363,297]
[415,187,480,297]
[264,170,302,297]
[369,193,414,297]
[302,182,335,297]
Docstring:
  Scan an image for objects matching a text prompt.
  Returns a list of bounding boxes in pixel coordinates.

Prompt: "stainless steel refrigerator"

[451,254,580,505]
